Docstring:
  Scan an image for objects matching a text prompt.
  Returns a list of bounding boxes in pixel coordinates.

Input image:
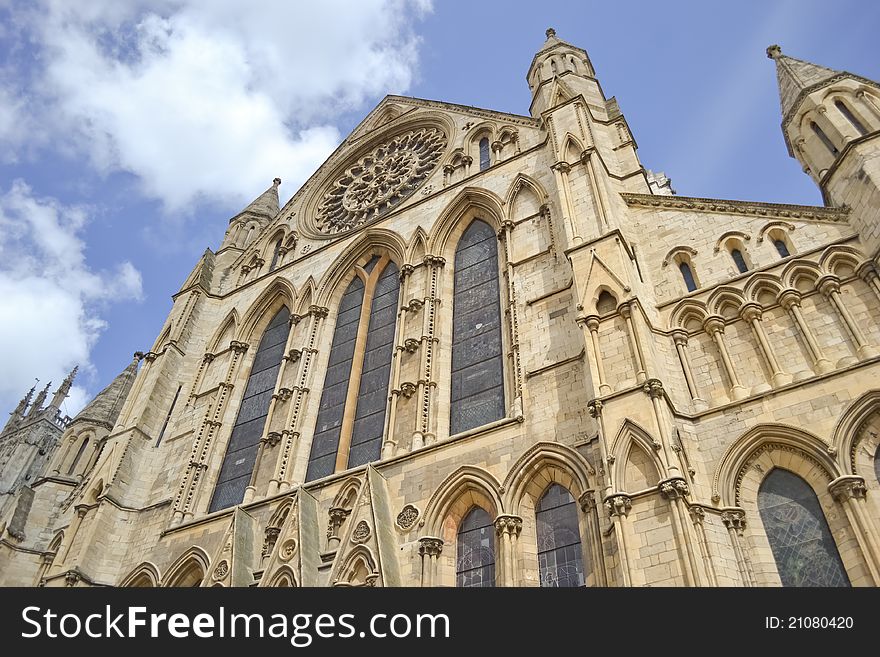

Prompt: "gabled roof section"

[229,178,281,224]
[72,356,140,429]
[767,45,839,119]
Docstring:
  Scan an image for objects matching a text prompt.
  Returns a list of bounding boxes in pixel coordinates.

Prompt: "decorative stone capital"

[423,254,445,267]
[289,313,304,326]
[552,161,571,174]
[828,475,868,502]
[587,399,603,418]
[703,316,726,335]
[618,301,632,319]
[659,477,689,499]
[643,378,664,399]
[399,382,417,399]
[265,431,282,447]
[817,275,841,297]
[578,490,597,511]
[284,348,302,363]
[399,263,415,280]
[493,514,523,537]
[777,289,802,311]
[671,329,689,347]
[229,340,249,354]
[584,314,601,332]
[143,351,159,363]
[327,507,350,539]
[539,203,551,219]
[604,494,632,518]
[740,302,763,323]
[404,338,420,354]
[856,260,879,283]
[261,526,281,558]
[274,388,293,403]
[689,506,706,524]
[202,352,216,364]
[406,298,425,312]
[64,571,80,587]
[443,163,455,175]
[418,536,444,558]
[309,305,330,319]
[721,508,747,534]
[491,140,503,153]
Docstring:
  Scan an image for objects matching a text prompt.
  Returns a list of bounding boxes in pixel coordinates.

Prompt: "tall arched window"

[811,121,839,156]
[835,100,867,136]
[730,248,749,274]
[306,256,400,481]
[536,484,585,587]
[456,507,495,587]
[773,239,790,258]
[209,307,289,512]
[679,261,697,292]
[874,444,880,485]
[758,468,849,587]
[269,239,283,271]
[479,137,490,171]
[450,220,505,436]
[67,437,89,475]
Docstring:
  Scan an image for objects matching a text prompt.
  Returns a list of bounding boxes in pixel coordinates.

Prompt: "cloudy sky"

[0,0,877,419]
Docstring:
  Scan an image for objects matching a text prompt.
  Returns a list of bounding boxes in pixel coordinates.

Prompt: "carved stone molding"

[405,298,425,313]
[418,536,443,557]
[399,382,417,399]
[659,477,690,500]
[828,475,868,502]
[285,348,302,363]
[265,431,282,448]
[423,255,446,268]
[404,338,420,354]
[327,507,350,540]
[578,490,597,511]
[642,378,665,399]
[604,494,632,518]
[740,302,762,323]
[309,305,329,319]
[721,508,747,534]
[261,527,281,558]
[493,514,523,537]
[621,192,849,223]
[777,289,802,310]
[229,340,249,354]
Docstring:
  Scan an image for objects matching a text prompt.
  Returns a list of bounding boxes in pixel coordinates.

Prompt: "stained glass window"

[773,239,790,258]
[456,507,495,587]
[210,307,289,512]
[679,262,697,292]
[536,484,585,587]
[479,137,490,171]
[730,248,749,274]
[450,220,505,435]
[758,468,850,587]
[835,100,867,136]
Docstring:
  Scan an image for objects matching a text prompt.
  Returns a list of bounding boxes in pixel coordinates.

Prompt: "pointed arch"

[561,133,584,163]
[463,122,496,155]
[267,564,298,587]
[502,442,594,515]
[505,174,547,221]
[427,187,506,256]
[331,477,362,511]
[164,546,210,587]
[315,228,406,307]
[295,277,316,315]
[608,420,664,491]
[712,423,839,506]
[120,561,161,587]
[423,465,503,537]
[262,227,289,260]
[831,389,880,475]
[334,545,379,587]
[207,309,240,353]
[236,277,296,343]
[406,227,428,264]
[267,498,293,530]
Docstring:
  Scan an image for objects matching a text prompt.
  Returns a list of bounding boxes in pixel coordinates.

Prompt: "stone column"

[857,261,880,304]
[326,507,349,550]
[580,315,612,395]
[619,302,647,383]
[498,221,524,419]
[740,302,792,389]
[671,330,707,409]
[581,148,610,232]
[578,491,608,586]
[704,316,749,400]
[643,379,678,476]
[384,264,413,458]
[818,275,878,359]
[603,494,632,587]
[55,506,88,570]
[689,506,719,586]
[777,290,833,375]
[857,89,880,122]
[588,399,612,499]
[721,508,755,587]
[551,161,580,245]
[415,255,444,449]
[493,514,523,586]
[658,478,701,586]
[829,476,880,585]
[418,537,444,587]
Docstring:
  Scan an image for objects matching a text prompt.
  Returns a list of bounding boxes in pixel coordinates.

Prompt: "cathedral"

[2,29,880,588]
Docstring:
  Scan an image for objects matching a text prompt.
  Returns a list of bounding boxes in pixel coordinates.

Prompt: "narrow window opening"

[835,100,867,136]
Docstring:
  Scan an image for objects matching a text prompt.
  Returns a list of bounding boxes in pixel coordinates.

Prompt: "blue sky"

[0,0,878,419]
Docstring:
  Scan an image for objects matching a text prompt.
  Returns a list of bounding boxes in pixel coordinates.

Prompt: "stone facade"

[1,30,880,588]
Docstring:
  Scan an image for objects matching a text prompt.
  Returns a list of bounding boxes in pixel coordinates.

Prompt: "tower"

[769,45,880,256]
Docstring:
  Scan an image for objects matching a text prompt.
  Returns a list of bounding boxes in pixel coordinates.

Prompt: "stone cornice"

[620,193,849,223]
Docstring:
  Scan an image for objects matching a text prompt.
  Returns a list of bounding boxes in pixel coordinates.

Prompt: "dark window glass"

[456,507,495,587]
[68,437,89,475]
[679,261,697,292]
[306,278,365,481]
[451,220,505,435]
[835,100,867,136]
[758,468,850,587]
[269,239,283,271]
[209,307,289,512]
[811,121,839,155]
[874,444,880,486]
[349,262,399,469]
[479,137,490,171]
[537,484,585,587]
[730,248,749,274]
[773,239,791,258]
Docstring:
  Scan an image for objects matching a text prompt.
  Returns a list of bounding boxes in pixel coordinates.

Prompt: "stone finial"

[546,28,556,39]
[766,44,782,59]
[273,177,281,186]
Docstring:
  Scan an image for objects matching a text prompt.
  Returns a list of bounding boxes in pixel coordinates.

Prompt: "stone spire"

[50,366,78,410]
[767,45,840,120]
[72,356,140,430]
[27,382,51,418]
[2,385,35,433]
[230,177,281,224]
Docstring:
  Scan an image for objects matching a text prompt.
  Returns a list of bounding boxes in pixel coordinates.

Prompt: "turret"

[527,28,604,117]
[2,386,35,433]
[219,177,282,253]
[48,367,77,413]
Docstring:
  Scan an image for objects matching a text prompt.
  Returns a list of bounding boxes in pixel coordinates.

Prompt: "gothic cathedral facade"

[2,30,880,587]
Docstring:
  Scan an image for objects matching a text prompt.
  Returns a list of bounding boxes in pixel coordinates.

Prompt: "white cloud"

[0,180,142,417]
[19,0,432,211]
